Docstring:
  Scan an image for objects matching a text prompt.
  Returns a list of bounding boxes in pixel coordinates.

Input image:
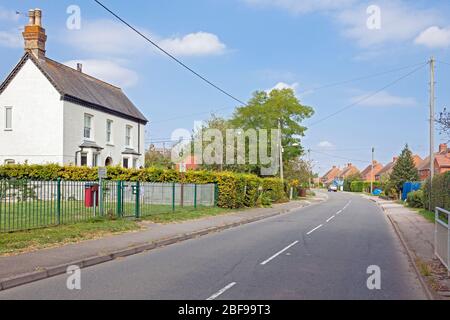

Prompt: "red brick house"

[338,163,360,180]
[375,155,423,181]
[321,166,341,185]
[418,144,450,180]
[360,161,384,182]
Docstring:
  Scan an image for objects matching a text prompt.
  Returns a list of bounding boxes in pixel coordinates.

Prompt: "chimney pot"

[28,9,35,26]
[34,9,42,27]
[77,63,83,72]
[23,8,47,60]
[439,143,448,154]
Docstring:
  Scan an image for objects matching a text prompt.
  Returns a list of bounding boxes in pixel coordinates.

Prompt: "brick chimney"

[439,143,448,154]
[22,9,47,60]
[77,63,83,73]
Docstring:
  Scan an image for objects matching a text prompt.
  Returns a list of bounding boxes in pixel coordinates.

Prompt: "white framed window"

[125,125,132,147]
[123,157,129,169]
[106,120,113,144]
[80,153,88,167]
[84,114,93,139]
[4,159,15,165]
[93,153,99,167]
[5,107,12,130]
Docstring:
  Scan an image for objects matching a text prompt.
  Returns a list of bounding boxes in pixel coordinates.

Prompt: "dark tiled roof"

[79,141,104,150]
[0,53,148,124]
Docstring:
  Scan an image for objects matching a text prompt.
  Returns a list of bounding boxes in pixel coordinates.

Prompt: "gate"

[435,207,450,273]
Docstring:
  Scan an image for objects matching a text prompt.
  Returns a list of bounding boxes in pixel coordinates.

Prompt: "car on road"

[328,185,338,192]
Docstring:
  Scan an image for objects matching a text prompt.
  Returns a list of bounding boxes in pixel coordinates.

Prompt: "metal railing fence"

[435,207,450,273]
[0,179,217,233]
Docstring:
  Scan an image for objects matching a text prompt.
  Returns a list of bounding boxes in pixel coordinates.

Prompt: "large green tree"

[230,89,314,171]
[390,144,419,191]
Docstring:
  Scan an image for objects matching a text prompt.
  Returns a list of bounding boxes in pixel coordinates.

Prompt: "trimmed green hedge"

[423,172,450,211]
[350,181,382,193]
[0,164,286,209]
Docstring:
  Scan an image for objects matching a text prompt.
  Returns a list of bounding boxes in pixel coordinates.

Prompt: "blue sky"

[1,0,450,174]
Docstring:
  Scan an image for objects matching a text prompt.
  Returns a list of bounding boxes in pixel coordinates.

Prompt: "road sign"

[98,167,108,179]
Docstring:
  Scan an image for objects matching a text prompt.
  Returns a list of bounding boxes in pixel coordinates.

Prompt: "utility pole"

[308,149,312,189]
[371,147,375,195]
[429,57,436,210]
[429,57,436,181]
[278,119,284,182]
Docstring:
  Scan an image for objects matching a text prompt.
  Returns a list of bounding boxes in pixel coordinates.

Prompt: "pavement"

[367,196,450,299]
[0,192,327,291]
[0,192,427,300]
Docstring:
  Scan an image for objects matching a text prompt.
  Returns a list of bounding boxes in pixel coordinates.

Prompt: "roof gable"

[0,53,148,124]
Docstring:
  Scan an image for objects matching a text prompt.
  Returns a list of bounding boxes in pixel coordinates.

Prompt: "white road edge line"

[260,241,299,266]
[207,282,237,300]
[326,216,335,223]
[336,210,343,215]
[307,224,323,235]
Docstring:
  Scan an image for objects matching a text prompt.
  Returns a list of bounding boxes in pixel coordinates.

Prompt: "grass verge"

[407,207,435,223]
[141,206,233,223]
[0,218,141,256]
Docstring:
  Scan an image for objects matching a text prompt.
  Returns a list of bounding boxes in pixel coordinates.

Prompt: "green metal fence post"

[194,184,198,209]
[56,178,61,225]
[135,181,140,219]
[117,181,122,218]
[214,183,219,207]
[172,182,176,212]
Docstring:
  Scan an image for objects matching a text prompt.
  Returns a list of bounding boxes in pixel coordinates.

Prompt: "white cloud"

[64,59,139,88]
[159,32,226,56]
[351,90,417,108]
[337,1,440,47]
[64,19,226,57]
[0,29,21,48]
[244,0,443,49]
[244,0,356,14]
[267,82,299,93]
[415,26,450,48]
[318,141,335,148]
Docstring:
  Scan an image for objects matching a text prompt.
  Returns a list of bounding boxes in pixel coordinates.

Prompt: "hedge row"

[423,172,450,211]
[349,181,382,193]
[0,164,287,209]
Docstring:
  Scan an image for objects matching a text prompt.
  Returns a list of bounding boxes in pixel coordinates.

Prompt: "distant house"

[338,163,360,180]
[418,144,450,180]
[360,161,384,182]
[321,166,341,185]
[0,9,148,168]
[375,154,423,181]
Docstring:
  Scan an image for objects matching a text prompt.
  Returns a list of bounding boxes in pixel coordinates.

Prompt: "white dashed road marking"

[260,241,299,265]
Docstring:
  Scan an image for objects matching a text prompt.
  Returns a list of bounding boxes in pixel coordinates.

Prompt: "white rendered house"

[0,9,148,168]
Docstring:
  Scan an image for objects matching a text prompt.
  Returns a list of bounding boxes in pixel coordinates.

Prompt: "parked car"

[328,185,338,192]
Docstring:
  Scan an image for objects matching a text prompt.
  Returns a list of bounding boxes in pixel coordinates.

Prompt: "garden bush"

[0,164,286,209]
[423,172,450,211]
[406,190,424,208]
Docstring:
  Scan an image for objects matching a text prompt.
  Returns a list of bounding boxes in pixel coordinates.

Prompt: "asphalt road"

[0,192,426,300]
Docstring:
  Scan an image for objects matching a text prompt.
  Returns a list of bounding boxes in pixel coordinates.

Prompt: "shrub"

[406,190,424,208]
[0,164,287,210]
[423,172,450,211]
[350,181,382,193]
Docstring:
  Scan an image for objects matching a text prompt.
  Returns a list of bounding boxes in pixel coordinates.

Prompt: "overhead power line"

[309,62,428,127]
[151,62,428,125]
[298,62,426,94]
[310,149,370,164]
[93,0,247,106]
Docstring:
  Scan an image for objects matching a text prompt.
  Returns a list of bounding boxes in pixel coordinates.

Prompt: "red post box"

[85,183,99,208]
